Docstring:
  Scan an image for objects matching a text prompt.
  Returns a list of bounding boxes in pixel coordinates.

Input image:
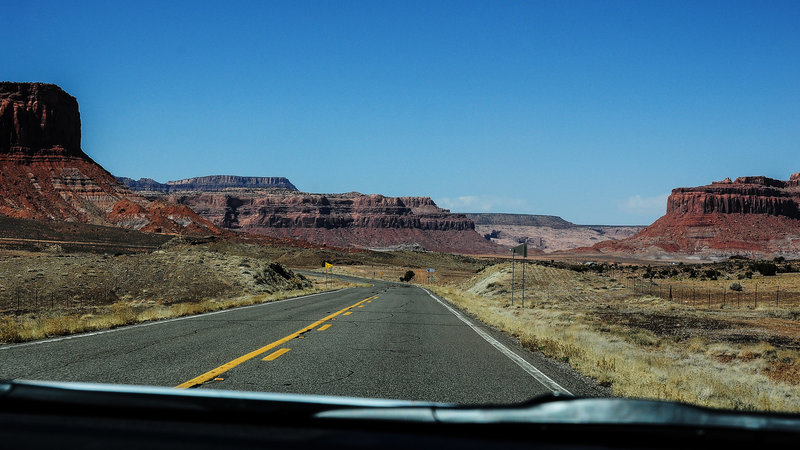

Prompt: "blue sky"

[2,1,798,224]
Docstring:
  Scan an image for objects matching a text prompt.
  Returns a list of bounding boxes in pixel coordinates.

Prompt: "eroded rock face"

[122,181,503,254]
[588,174,800,258]
[667,185,800,218]
[213,193,477,232]
[0,83,83,158]
[180,191,499,253]
[0,82,218,235]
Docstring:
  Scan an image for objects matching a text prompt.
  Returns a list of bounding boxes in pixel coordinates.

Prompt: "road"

[0,280,600,404]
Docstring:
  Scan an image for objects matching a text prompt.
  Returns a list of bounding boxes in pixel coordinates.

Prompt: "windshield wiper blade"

[3,380,800,434]
[0,380,444,421]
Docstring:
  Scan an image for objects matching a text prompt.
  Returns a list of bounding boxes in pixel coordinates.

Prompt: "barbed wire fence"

[628,277,800,308]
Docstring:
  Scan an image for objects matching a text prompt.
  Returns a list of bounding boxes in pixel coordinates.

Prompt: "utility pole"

[510,244,527,307]
[511,250,515,306]
[522,258,526,307]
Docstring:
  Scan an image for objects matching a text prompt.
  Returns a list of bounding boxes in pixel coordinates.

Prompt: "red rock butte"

[0,82,217,234]
[588,173,800,258]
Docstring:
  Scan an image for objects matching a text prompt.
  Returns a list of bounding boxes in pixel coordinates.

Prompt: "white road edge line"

[0,289,346,351]
[420,287,572,395]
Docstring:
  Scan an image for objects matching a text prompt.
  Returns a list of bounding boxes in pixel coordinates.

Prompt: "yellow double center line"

[176,295,376,389]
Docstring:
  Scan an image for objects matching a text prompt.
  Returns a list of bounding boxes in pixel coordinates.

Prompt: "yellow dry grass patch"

[0,279,358,344]
[659,272,800,293]
[428,263,800,412]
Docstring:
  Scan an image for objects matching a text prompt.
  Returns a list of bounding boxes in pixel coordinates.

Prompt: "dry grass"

[0,277,358,344]
[428,263,800,412]
[657,273,800,292]
[615,261,800,308]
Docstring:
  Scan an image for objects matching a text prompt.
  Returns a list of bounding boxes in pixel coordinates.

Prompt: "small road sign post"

[324,262,333,288]
[510,244,528,306]
[426,268,435,284]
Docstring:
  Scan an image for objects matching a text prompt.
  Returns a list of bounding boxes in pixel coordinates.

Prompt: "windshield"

[1,0,799,414]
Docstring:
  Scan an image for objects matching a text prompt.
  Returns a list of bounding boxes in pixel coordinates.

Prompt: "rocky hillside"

[466,213,643,253]
[588,174,800,259]
[0,240,311,317]
[0,82,218,235]
[117,175,297,192]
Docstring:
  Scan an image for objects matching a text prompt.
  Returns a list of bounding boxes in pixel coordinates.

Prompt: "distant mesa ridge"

[124,177,503,254]
[465,213,575,229]
[466,213,643,253]
[117,175,298,192]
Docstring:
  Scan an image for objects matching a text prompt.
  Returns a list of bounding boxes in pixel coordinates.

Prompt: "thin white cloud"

[619,193,669,215]
[435,195,529,213]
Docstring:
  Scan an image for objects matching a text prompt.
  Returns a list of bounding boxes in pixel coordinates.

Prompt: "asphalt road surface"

[0,280,601,404]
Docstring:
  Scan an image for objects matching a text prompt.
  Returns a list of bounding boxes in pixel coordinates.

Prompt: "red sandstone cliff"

[588,174,800,258]
[175,191,502,254]
[121,178,504,254]
[0,82,218,235]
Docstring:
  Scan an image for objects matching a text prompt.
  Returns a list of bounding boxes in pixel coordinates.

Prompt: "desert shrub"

[589,264,606,273]
[744,271,754,279]
[750,262,777,277]
[729,282,743,292]
[773,256,786,263]
[401,270,415,282]
[704,269,720,280]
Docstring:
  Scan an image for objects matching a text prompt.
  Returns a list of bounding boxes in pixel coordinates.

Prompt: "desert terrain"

[3,81,800,412]
[467,213,644,252]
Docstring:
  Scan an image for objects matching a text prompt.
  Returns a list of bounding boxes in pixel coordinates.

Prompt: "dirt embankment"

[0,240,311,316]
[0,239,329,343]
